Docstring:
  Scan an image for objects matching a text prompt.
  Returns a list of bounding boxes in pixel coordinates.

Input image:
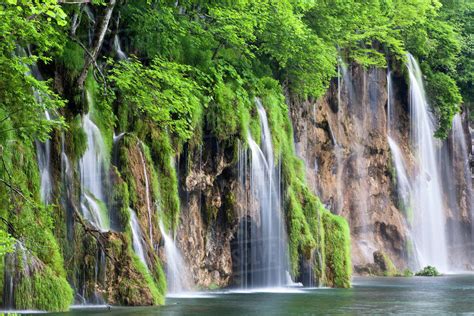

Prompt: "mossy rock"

[322,211,352,288]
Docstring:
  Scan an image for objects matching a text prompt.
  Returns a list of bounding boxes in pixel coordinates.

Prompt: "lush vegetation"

[0,0,471,311]
[416,265,442,276]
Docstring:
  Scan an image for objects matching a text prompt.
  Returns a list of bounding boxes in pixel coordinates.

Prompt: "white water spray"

[158,221,193,294]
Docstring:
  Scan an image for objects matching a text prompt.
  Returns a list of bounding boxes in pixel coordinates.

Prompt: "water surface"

[40,275,474,315]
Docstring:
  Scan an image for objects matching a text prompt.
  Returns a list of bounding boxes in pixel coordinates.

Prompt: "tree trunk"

[76,0,116,90]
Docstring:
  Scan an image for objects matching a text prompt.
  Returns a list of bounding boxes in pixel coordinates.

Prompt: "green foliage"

[426,71,462,138]
[402,268,414,277]
[57,40,85,80]
[416,265,441,276]
[0,230,14,257]
[0,1,65,143]
[109,57,204,143]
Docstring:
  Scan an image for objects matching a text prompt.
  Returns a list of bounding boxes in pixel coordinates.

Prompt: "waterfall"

[129,209,148,269]
[138,143,154,247]
[79,90,110,231]
[61,134,75,240]
[387,71,393,134]
[387,137,412,210]
[158,221,193,294]
[406,53,448,271]
[3,242,35,310]
[236,98,288,288]
[30,61,53,204]
[113,35,127,60]
[35,112,52,204]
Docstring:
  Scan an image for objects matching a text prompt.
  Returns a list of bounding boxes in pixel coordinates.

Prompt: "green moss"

[381,253,398,277]
[286,186,316,277]
[57,40,85,80]
[15,265,73,312]
[152,259,167,302]
[111,169,131,231]
[206,80,253,142]
[85,72,114,158]
[150,129,180,230]
[322,210,352,288]
[68,115,87,161]
[129,252,165,305]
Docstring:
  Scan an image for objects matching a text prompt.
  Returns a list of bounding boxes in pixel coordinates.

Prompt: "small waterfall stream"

[113,35,127,60]
[158,221,193,294]
[129,209,148,269]
[35,110,52,204]
[138,143,154,247]
[406,53,448,271]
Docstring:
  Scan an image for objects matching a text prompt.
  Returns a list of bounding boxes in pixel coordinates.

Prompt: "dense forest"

[0,0,473,312]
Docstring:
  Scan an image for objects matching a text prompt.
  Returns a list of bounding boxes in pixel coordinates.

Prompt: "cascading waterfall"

[236,98,288,288]
[158,221,193,294]
[79,90,110,231]
[138,143,154,247]
[406,53,448,271]
[129,209,148,269]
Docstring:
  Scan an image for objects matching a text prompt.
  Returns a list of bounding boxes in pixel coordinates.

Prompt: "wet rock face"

[176,139,236,288]
[290,65,410,271]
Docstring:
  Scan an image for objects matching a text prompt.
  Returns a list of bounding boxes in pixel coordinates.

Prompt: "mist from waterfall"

[158,221,193,294]
[406,53,448,271]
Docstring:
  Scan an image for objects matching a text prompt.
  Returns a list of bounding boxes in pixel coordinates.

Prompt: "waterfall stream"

[158,221,193,294]
[235,99,289,288]
[79,90,110,231]
[406,53,448,271]
[130,209,148,269]
[138,143,154,247]
[113,35,127,60]
[35,110,52,204]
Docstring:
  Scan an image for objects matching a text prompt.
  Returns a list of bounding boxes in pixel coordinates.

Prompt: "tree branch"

[69,35,108,94]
